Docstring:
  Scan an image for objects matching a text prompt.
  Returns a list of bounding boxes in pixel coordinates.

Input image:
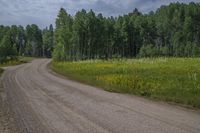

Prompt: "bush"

[0,33,17,64]
[52,42,65,61]
[139,44,160,57]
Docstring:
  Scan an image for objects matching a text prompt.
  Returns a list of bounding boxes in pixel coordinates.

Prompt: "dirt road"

[2,59,200,133]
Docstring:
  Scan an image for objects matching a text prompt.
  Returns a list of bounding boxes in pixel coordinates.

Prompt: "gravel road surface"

[2,59,200,133]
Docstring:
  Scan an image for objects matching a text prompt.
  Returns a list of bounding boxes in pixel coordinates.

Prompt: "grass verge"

[0,56,34,68]
[51,58,200,108]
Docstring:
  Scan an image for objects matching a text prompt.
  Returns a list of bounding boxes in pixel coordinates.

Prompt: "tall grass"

[51,58,200,108]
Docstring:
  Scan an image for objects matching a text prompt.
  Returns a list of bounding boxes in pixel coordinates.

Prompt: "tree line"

[53,2,200,61]
[0,2,200,63]
[0,24,54,63]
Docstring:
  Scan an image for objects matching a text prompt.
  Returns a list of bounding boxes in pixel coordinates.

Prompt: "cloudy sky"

[0,0,199,28]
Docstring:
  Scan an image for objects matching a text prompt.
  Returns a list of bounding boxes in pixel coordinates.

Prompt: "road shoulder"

[0,71,19,133]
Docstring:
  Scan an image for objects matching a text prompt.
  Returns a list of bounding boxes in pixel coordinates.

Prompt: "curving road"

[2,59,200,133]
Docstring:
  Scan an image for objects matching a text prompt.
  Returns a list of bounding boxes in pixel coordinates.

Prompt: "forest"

[0,2,200,63]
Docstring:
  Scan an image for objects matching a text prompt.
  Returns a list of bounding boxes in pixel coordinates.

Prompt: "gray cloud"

[0,0,199,28]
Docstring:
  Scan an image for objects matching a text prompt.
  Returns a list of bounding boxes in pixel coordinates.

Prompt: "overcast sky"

[0,0,199,28]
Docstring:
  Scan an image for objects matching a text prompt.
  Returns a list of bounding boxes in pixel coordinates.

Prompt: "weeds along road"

[2,59,200,133]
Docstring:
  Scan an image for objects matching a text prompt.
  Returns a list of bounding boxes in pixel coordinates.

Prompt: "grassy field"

[51,58,200,108]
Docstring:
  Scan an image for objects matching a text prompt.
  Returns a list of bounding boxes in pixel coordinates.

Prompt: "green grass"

[0,56,34,67]
[51,58,200,108]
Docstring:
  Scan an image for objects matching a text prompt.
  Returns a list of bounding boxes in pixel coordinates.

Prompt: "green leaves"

[52,3,200,61]
[1,2,200,62]
[53,8,73,61]
[42,24,54,57]
[0,33,17,63]
[26,24,43,57]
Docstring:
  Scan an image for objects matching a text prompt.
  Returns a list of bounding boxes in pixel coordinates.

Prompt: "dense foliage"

[53,2,200,61]
[52,58,200,107]
[0,2,200,62]
[0,24,54,63]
